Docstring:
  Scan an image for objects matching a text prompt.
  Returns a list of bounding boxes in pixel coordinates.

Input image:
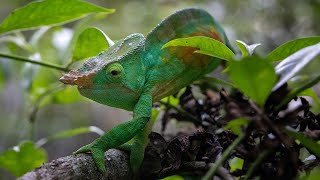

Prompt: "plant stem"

[244,150,271,180]
[159,101,200,123]
[202,132,245,180]
[0,52,70,72]
[275,75,320,111]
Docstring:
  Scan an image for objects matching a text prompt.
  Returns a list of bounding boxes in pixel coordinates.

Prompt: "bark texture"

[18,149,132,180]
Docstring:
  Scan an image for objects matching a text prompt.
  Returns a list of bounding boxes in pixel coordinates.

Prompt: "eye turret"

[106,62,123,79]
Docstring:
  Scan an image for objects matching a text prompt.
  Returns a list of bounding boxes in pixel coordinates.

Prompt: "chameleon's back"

[143,8,231,101]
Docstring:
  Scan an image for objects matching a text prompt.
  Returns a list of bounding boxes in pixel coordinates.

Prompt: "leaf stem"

[159,101,200,123]
[0,52,70,72]
[275,75,320,111]
[244,150,271,180]
[202,132,245,180]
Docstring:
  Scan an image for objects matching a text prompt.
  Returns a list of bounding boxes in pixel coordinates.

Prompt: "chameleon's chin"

[77,87,138,111]
[77,87,106,98]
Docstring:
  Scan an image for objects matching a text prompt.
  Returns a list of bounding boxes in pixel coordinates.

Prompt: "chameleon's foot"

[73,142,106,173]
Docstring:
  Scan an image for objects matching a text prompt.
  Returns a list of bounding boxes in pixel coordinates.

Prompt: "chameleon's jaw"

[59,70,95,88]
[59,71,77,85]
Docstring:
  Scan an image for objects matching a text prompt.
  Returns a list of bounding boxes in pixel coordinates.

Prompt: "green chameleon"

[60,8,231,173]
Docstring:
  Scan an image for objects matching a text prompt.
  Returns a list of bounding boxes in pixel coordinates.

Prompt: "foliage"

[162,36,235,60]
[0,141,47,177]
[72,27,110,61]
[228,56,277,106]
[0,0,320,179]
[0,0,114,34]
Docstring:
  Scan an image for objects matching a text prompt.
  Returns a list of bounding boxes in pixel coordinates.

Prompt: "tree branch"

[18,149,133,180]
[0,52,70,72]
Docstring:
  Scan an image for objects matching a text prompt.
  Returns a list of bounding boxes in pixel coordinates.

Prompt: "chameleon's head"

[60,33,146,110]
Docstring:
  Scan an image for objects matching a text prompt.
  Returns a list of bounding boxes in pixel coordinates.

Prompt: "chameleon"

[60,8,231,173]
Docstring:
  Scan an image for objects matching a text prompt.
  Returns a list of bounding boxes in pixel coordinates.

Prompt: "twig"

[202,132,245,180]
[158,161,234,180]
[159,101,201,123]
[249,100,292,148]
[0,52,70,72]
[244,150,271,180]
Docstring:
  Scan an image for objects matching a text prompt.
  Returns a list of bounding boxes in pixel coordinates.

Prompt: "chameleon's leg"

[74,93,152,172]
[130,110,158,173]
[130,127,149,173]
[117,120,155,173]
[117,143,132,152]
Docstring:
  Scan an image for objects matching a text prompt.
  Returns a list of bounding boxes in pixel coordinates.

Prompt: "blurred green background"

[0,0,319,179]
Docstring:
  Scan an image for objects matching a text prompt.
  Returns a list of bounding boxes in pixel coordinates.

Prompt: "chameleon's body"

[60,8,230,173]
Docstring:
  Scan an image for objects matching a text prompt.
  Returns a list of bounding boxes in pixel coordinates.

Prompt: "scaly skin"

[60,8,231,173]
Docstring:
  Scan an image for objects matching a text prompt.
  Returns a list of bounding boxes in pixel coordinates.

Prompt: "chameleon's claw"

[73,144,92,154]
[91,147,107,173]
[73,143,107,173]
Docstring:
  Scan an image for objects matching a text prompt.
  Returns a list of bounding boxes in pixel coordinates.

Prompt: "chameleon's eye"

[106,63,123,78]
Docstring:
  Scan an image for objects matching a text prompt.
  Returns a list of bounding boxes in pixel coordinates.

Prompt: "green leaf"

[267,36,320,62]
[160,175,184,180]
[162,36,235,61]
[273,43,320,91]
[225,118,249,135]
[236,40,261,57]
[0,0,115,35]
[300,169,320,180]
[0,141,47,177]
[228,56,277,106]
[285,128,320,157]
[36,126,104,147]
[229,157,244,172]
[72,27,109,61]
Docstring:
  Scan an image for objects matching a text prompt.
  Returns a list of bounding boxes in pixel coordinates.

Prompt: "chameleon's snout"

[59,70,95,87]
[59,71,78,85]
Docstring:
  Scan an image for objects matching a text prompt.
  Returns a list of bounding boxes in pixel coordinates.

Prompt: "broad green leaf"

[285,128,320,157]
[160,175,184,180]
[228,56,277,106]
[229,157,244,172]
[36,126,104,147]
[273,43,320,91]
[72,27,109,61]
[162,36,235,61]
[301,169,320,180]
[225,118,249,135]
[0,0,115,35]
[267,36,320,62]
[236,40,260,57]
[0,141,47,177]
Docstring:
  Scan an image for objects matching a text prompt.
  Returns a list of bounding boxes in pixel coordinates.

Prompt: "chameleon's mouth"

[59,71,78,85]
[59,70,95,88]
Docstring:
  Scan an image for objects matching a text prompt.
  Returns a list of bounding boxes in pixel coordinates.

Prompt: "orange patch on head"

[60,70,95,88]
